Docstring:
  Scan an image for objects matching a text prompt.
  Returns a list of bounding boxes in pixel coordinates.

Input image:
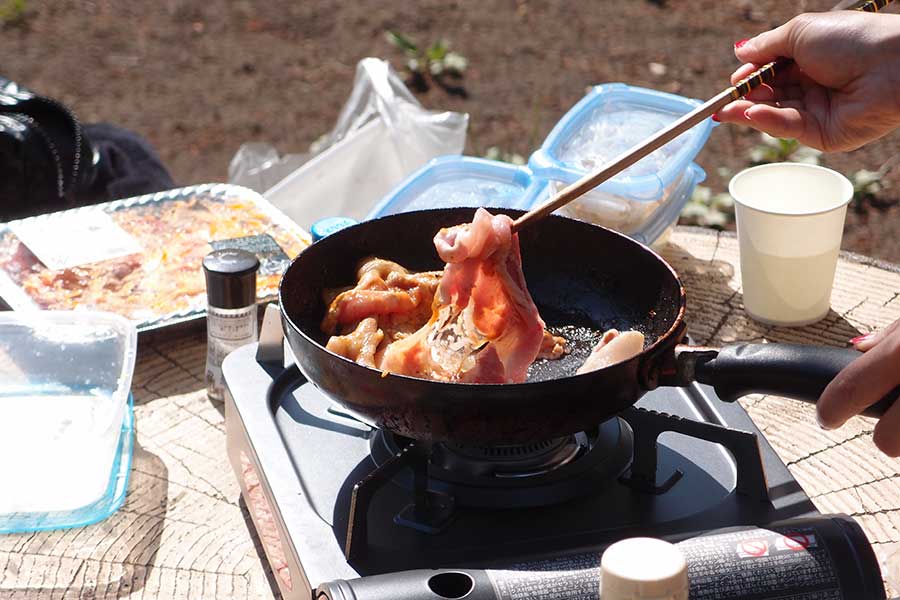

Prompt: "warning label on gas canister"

[737,539,770,558]
[777,533,817,552]
[679,526,841,600]
[485,526,845,600]
[486,554,601,600]
[735,533,819,558]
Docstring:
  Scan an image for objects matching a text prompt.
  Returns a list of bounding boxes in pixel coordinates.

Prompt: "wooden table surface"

[2,226,900,598]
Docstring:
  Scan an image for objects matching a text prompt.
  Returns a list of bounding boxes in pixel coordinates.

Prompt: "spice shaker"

[203,248,260,401]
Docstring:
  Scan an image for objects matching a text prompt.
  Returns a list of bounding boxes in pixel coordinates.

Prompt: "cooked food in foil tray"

[0,184,311,331]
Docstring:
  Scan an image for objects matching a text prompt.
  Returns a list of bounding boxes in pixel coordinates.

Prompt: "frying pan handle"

[692,343,898,418]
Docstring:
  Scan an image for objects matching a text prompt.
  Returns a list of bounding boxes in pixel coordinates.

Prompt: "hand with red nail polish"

[715,11,900,152]
[818,318,900,456]
[850,332,876,351]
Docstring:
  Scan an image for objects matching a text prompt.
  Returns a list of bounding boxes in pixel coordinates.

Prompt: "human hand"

[818,319,900,456]
[715,11,900,152]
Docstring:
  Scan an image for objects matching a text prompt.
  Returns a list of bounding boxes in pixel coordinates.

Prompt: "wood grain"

[0,329,278,599]
[2,227,899,598]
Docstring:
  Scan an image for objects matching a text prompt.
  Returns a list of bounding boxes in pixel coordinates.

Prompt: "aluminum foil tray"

[0,184,311,334]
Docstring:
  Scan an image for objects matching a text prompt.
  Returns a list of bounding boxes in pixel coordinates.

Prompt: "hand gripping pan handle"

[690,343,899,418]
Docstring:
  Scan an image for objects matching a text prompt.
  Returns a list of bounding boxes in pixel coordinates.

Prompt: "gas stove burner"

[434,433,587,478]
[369,417,634,509]
[224,345,834,598]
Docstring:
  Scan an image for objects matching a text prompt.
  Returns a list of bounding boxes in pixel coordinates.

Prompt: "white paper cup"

[729,163,853,327]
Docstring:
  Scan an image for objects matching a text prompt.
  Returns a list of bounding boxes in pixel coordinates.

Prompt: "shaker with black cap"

[203,248,260,401]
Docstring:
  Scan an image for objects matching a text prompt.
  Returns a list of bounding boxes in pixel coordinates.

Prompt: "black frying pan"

[279,208,896,445]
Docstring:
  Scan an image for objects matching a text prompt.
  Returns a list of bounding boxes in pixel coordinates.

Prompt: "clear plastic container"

[528,83,714,244]
[0,311,136,529]
[539,162,705,247]
[366,156,548,218]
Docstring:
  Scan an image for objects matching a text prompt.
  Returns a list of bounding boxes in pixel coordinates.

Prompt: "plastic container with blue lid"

[527,83,714,245]
[530,83,714,201]
[366,155,548,219]
[0,311,136,533]
[524,162,706,247]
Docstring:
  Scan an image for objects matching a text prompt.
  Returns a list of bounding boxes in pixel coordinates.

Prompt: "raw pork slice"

[380,208,546,383]
[576,329,645,375]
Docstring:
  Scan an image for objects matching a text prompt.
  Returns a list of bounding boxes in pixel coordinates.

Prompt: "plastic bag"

[229,58,468,229]
[227,143,308,193]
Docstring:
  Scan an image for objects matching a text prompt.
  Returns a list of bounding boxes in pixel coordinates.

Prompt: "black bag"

[0,77,175,222]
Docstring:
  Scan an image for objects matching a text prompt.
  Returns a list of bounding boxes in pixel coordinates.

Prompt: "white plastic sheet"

[230,58,468,228]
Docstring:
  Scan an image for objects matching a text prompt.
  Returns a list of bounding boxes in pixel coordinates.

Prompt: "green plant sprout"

[848,156,896,210]
[748,133,822,166]
[0,0,27,25]
[681,184,734,229]
[483,146,525,166]
[385,30,468,95]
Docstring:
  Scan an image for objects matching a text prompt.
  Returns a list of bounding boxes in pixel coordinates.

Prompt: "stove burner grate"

[370,417,634,510]
[345,406,775,562]
[438,435,585,478]
[448,437,564,459]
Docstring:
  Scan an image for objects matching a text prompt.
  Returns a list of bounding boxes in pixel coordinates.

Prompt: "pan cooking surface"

[526,303,650,383]
[527,323,605,382]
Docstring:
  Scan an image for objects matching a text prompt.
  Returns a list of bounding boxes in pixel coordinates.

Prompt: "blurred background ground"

[2,0,898,259]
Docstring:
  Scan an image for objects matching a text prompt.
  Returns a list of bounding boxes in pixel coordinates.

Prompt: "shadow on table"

[132,327,209,409]
[2,441,168,597]
[209,395,226,419]
[662,241,864,346]
[663,239,866,521]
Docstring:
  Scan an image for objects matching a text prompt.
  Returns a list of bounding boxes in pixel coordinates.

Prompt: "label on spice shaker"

[205,305,258,400]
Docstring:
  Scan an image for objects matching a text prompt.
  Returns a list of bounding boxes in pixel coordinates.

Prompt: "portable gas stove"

[224,314,874,600]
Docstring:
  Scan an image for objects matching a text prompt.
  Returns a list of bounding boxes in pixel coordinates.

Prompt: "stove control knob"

[601,537,688,600]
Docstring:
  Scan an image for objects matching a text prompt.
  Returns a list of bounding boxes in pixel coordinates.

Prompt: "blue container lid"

[529,83,715,201]
[310,216,359,242]
[367,156,547,219]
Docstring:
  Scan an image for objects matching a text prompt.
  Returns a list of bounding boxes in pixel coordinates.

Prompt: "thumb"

[736,14,810,64]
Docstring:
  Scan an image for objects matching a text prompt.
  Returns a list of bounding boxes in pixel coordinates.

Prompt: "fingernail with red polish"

[712,113,720,122]
[850,332,875,345]
[735,39,750,49]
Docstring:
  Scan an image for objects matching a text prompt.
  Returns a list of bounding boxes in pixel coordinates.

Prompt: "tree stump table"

[2,226,899,598]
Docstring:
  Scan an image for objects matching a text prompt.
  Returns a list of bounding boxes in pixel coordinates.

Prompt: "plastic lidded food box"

[528,83,714,244]
[366,156,549,219]
[0,184,311,333]
[0,311,136,532]
[536,162,706,247]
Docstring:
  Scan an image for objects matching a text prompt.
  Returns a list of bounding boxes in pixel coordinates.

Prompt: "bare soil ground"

[2,0,898,259]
